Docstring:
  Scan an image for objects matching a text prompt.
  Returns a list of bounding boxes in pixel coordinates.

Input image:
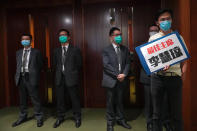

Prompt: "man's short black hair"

[149,24,158,28]
[58,29,70,36]
[149,24,159,29]
[21,33,32,40]
[155,9,173,21]
[109,27,120,36]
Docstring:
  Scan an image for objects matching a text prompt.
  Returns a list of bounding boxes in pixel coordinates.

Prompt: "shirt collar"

[23,46,31,51]
[112,43,119,49]
[62,44,69,49]
[158,29,173,36]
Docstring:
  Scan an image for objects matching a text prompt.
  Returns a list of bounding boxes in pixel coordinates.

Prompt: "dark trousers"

[106,82,125,125]
[144,84,170,125]
[18,73,43,121]
[151,74,183,131]
[144,84,153,124]
[56,74,81,120]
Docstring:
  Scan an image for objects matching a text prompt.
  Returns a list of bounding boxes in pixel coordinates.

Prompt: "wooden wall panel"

[83,4,108,107]
[47,7,73,50]
[0,8,6,108]
[0,7,10,108]
[176,2,192,130]
[164,0,197,130]
[190,0,197,130]
[73,0,85,106]
[82,0,131,4]
[6,8,30,106]
[1,0,73,8]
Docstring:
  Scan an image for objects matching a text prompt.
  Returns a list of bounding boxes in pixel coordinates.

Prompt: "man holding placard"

[149,9,188,131]
[140,24,173,131]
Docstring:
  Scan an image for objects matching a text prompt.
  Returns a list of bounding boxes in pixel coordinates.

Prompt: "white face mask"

[149,31,158,36]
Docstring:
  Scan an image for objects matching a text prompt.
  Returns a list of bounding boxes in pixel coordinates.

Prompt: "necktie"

[116,46,121,72]
[62,47,67,68]
[22,50,28,73]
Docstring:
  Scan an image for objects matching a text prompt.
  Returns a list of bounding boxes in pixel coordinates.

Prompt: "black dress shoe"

[53,119,64,128]
[153,120,161,131]
[117,120,132,129]
[12,118,27,127]
[147,123,153,131]
[107,125,114,131]
[75,119,81,128]
[37,120,43,127]
[164,123,173,131]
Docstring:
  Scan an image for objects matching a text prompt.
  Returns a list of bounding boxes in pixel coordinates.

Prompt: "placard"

[135,31,190,75]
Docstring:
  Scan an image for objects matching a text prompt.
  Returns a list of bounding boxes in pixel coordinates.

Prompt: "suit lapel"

[28,48,33,66]
[110,44,117,55]
[18,49,23,66]
[58,47,62,64]
[120,45,124,66]
[65,44,72,61]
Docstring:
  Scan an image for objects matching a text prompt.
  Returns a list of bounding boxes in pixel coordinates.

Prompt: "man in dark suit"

[140,69,152,130]
[53,29,82,128]
[140,25,156,131]
[12,34,44,127]
[102,27,131,131]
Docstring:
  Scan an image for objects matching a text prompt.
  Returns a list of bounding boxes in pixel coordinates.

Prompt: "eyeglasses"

[59,34,68,36]
[112,33,122,36]
[159,17,172,21]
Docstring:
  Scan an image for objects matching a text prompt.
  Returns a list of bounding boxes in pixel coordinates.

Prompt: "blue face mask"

[160,20,172,31]
[59,36,68,43]
[114,35,122,44]
[21,40,31,46]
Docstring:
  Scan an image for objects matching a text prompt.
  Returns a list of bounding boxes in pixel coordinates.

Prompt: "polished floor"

[0,107,146,131]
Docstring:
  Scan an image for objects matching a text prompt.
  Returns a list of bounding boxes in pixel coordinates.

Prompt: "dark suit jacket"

[102,44,131,88]
[15,48,43,86]
[53,44,82,87]
[140,69,151,85]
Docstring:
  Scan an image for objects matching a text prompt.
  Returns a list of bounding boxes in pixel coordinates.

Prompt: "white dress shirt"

[21,47,31,72]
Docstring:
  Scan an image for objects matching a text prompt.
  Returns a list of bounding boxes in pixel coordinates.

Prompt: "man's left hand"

[163,65,170,71]
[117,74,126,82]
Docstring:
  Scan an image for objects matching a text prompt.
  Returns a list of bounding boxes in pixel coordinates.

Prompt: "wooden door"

[6,8,30,106]
[83,3,132,107]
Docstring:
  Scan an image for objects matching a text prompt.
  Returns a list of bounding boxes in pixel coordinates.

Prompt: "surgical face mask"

[149,31,158,36]
[21,40,31,46]
[59,36,68,43]
[160,20,172,31]
[114,35,122,44]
